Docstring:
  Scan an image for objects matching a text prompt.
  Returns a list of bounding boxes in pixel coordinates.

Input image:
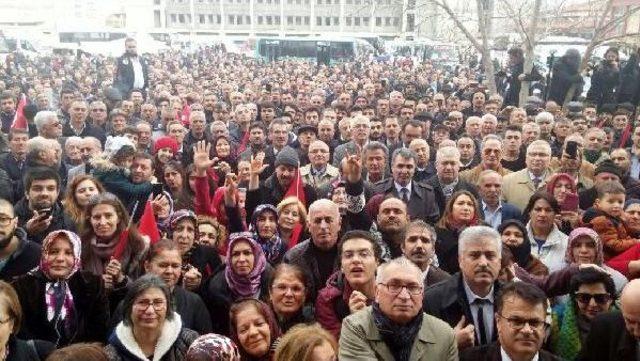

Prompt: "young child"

[582,181,639,260]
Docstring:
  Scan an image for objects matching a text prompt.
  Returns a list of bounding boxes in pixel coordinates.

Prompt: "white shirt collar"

[394,181,412,195]
[500,346,539,361]
[463,279,495,304]
[482,200,502,212]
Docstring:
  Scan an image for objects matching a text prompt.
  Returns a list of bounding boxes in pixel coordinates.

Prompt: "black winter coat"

[586,60,620,109]
[12,270,110,346]
[6,336,54,361]
[14,199,75,244]
[548,60,583,105]
[618,53,640,106]
[0,228,41,282]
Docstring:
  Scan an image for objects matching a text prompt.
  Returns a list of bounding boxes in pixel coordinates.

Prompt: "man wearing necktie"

[423,226,503,351]
[502,140,553,211]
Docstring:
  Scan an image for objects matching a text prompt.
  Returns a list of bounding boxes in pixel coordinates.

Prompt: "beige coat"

[502,168,551,211]
[299,163,340,190]
[339,306,458,361]
[459,163,512,186]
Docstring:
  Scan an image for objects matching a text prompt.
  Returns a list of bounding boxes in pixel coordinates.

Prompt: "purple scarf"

[225,232,267,298]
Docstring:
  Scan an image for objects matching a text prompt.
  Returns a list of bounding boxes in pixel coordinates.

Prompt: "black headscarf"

[498,220,532,268]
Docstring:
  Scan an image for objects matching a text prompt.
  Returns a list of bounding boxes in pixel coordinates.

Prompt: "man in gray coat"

[339,257,457,360]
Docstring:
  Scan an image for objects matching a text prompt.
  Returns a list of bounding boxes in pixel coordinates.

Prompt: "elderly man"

[183,110,209,158]
[477,170,522,228]
[424,226,503,350]
[373,148,440,222]
[402,220,451,287]
[301,140,340,191]
[340,258,458,361]
[135,121,153,153]
[460,282,559,361]
[34,111,63,139]
[62,100,106,145]
[521,122,541,147]
[285,199,342,296]
[579,279,640,361]
[502,140,553,211]
[610,148,640,200]
[457,136,479,171]
[465,116,483,141]
[410,139,436,182]
[535,111,555,142]
[460,135,512,185]
[426,146,479,215]
[333,115,371,167]
[481,114,498,138]
[67,137,102,181]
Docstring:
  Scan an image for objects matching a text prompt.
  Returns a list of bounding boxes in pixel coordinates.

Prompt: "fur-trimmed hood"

[109,313,183,361]
[90,153,120,172]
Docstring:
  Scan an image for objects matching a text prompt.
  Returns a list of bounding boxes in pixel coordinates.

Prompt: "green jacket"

[339,306,458,361]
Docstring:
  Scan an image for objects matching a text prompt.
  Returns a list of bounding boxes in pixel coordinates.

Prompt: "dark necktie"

[401,187,410,203]
[474,299,488,345]
[533,177,542,189]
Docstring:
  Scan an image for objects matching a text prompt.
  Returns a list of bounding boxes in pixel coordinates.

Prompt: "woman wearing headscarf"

[498,219,549,276]
[186,334,241,361]
[545,172,581,234]
[564,227,627,294]
[11,230,109,347]
[202,232,272,335]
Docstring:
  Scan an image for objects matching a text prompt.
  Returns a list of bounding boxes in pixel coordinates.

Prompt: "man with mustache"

[423,226,502,351]
[460,135,512,186]
[460,282,558,361]
[401,220,451,287]
[0,199,41,281]
[502,140,553,211]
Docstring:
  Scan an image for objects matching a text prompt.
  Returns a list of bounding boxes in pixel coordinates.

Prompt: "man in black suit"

[373,147,439,223]
[425,145,479,215]
[579,279,640,361]
[460,282,560,361]
[114,38,148,97]
[424,226,502,351]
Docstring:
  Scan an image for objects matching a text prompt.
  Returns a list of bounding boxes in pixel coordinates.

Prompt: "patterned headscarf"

[225,232,267,298]
[186,333,241,361]
[250,204,286,264]
[545,173,577,199]
[565,227,604,265]
[37,230,82,345]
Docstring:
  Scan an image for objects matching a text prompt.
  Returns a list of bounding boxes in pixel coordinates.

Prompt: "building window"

[346,16,352,25]
[354,17,360,25]
[258,16,264,24]
[393,17,399,25]
[304,16,310,25]
[327,0,331,4]
[385,16,390,25]
[363,16,369,26]
[287,16,293,24]
[266,15,272,24]
[333,17,339,25]
[154,0,161,4]
[170,14,177,23]
[376,16,381,26]
[228,15,235,24]
[199,14,206,23]
[208,14,213,23]
[217,14,222,23]
[276,16,281,24]
[237,15,243,24]
[317,0,322,4]
[178,14,185,23]
[317,16,322,25]
[323,17,329,25]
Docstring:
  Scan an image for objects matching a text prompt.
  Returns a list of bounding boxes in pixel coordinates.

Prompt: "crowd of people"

[0,36,640,361]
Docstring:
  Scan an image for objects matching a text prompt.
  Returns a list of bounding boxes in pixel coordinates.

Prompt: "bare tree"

[562,0,640,105]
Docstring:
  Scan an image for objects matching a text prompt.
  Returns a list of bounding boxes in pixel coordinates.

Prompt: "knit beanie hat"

[154,136,179,155]
[275,146,299,168]
[625,198,640,210]
[594,159,622,179]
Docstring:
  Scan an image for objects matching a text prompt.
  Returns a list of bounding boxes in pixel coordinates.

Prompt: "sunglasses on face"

[575,293,612,304]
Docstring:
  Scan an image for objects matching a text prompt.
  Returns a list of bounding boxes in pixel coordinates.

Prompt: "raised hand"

[224,173,239,206]
[250,152,268,175]
[193,140,217,176]
[344,149,363,183]
[453,315,476,349]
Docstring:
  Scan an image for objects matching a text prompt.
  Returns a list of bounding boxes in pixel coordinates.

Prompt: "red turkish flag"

[11,94,27,130]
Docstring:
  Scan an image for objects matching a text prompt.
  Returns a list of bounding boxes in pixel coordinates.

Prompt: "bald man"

[579,279,640,360]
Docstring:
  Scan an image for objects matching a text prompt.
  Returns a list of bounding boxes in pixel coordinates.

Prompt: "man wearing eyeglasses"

[460,135,512,186]
[340,257,457,360]
[423,226,502,351]
[460,281,559,361]
[0,199,41,281]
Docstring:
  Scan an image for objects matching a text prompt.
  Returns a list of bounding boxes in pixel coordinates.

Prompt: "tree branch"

[429,0,483,52]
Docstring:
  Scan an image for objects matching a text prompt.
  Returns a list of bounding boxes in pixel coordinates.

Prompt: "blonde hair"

[277,196,308,226]
[273,323,337,361]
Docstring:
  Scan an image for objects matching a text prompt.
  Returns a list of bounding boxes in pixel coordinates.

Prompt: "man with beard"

[424,226,503,351]
[248,146,317,211]
[67,137,102,181]
[401,220,451,287]
[0,199,41,281]
[373,148,440,223]
[114,38,149,96]
[14,167,73,244]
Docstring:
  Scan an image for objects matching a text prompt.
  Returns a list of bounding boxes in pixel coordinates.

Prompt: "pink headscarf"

[565,227,604,265]
[224,232,267,298]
